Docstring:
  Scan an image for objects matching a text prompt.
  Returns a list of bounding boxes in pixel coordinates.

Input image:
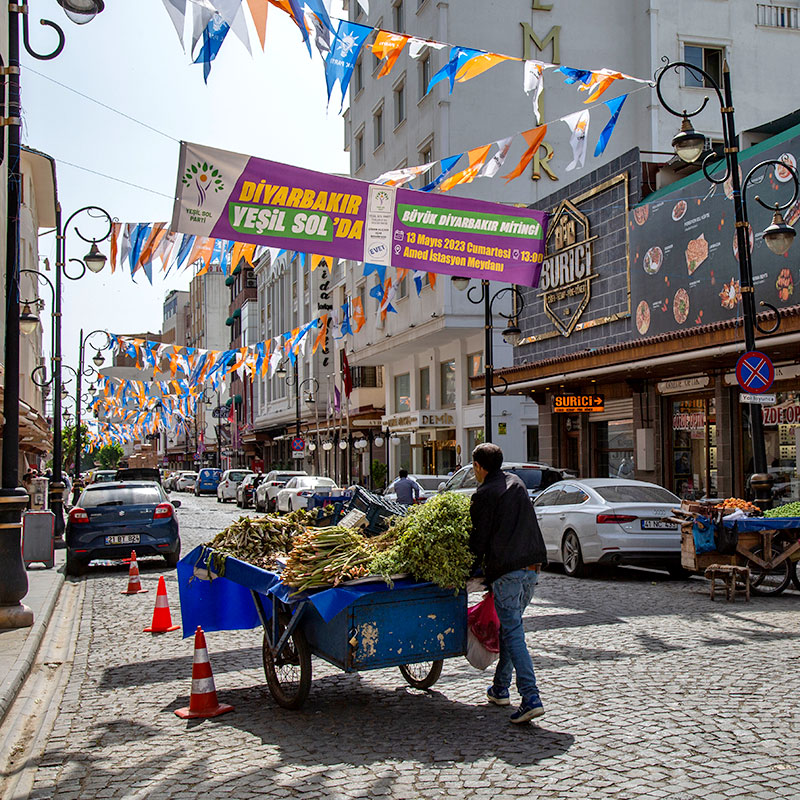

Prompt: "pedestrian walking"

[469,442,547,723]
[393,469,420,505]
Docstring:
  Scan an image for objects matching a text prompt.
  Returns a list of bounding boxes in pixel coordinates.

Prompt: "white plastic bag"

[466,629,499,670]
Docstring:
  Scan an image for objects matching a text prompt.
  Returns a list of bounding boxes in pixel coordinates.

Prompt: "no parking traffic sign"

[735,351,774,394]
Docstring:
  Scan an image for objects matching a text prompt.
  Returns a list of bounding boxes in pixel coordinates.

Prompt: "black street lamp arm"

[298,377,319,402]
[741,158,800,217]
[487,285,525,322]
[654,58,722,122]
[61,206,113,281]
[22,11,66,61]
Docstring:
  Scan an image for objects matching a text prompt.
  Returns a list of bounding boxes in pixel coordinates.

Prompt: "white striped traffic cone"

[143,576,179,633]
[175,627,234,719]
[121,551,148,595]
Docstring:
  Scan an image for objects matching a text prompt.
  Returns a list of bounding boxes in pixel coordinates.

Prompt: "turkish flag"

[341,350,353,398]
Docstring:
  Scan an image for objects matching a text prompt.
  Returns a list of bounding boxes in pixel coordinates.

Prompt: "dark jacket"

[469,470,548,584]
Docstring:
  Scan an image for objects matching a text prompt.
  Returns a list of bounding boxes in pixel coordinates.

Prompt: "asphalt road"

[2,492,800,799]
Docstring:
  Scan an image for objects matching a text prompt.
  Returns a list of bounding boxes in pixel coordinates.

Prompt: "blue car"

[194,468,222,496]
[66,481,181,576]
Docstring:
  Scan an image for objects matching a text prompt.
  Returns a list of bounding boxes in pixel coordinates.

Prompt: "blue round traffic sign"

[290,436,305,452]
[736,351,774,394]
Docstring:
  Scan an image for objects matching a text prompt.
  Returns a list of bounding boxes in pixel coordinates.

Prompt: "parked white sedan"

[533,478,682,578]
[175,472,198,492]
[216,469,254,503]
[254,470,308,512]
[276,476,340,513]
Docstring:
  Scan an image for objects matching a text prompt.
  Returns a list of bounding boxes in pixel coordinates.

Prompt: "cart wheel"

[262,626,312,709]
[791,559,800,592]
[747,547,792,596]
[399,660,443,690]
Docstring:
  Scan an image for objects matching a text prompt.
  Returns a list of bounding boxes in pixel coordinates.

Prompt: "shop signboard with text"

[172,141,548,287]
[629,124,800,339]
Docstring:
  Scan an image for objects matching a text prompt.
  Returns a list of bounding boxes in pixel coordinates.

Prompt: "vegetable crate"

[346,486,408,535]
[253,583,467,710]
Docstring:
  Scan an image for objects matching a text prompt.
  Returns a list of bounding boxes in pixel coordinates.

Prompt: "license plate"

[641,519,677,531]
[105,534,140,545]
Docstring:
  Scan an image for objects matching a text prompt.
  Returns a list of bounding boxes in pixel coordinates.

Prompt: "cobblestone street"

[5,493,800,799]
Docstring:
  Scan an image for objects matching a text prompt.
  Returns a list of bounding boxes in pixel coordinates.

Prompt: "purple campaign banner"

[172,142,547,287]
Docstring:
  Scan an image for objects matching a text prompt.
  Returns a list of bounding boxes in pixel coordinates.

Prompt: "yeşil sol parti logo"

[182,161,225,207]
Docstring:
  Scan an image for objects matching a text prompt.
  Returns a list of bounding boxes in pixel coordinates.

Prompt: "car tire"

[562,531,588,578]
[667,565,691,580]
[164,540,181,569]
[65,550,87,577]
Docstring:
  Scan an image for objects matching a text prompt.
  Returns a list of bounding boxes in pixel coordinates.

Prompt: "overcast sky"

[24,0,348,374]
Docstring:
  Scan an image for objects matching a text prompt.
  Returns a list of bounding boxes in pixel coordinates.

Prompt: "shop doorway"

[669,397,717,500]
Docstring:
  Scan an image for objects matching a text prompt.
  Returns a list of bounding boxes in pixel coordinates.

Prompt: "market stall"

[678,499,800,595]
[176,492,475,709]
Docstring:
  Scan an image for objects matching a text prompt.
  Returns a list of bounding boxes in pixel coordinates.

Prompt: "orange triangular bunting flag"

[247,0,268,49]
[440,144,493,192]
[456,53,516,83]
[503,126,547,183]
[372,31,410,79]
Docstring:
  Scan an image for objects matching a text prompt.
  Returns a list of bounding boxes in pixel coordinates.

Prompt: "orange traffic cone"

[143,576,180,633]
[121,551,148,595]
[175,627,234,719]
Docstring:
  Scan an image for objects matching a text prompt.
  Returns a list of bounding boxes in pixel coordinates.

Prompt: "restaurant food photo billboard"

[630,125,800,339]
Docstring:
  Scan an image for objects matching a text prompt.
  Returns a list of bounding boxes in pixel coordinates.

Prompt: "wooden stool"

[704,564,751,602]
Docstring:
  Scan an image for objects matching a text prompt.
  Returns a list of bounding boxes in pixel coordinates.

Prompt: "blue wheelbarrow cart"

[178,545,468,709]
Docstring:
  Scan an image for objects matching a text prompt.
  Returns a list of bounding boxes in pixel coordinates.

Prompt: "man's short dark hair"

[472,443,503,473]
[399,469,408,478]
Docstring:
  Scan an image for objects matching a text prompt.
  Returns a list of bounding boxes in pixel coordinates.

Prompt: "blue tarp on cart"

[724,517,800,532]
[177,545,432,638]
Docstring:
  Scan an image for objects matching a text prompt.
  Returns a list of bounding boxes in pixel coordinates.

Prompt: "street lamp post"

[1,1,105,628]
[451,278,524,444]
[19,206,111,536]
[72,330,111,499]
[655,58,799,502]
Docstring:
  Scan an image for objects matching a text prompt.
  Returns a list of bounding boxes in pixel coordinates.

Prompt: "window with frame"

[440,360,456,407]
[419,367,430,409]
[374,106,384,150]
[353,57,363,95]
[466,352,483,401]
[392,0,404,31]
[394,81,406,126]
[394,373,411,412]
[419,54,431,98]
[355,130,365,169]
[683,44,723,88]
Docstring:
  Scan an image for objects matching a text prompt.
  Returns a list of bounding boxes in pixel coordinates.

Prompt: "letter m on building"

[521,23,560,63]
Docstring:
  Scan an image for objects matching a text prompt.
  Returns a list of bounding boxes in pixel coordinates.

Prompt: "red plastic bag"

[468,592,500,652]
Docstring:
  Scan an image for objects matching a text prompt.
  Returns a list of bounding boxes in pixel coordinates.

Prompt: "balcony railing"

[757,3,800,28]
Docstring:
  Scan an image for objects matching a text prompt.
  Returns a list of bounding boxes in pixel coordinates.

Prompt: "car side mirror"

[438,482,446,492]
[172,499,182,508]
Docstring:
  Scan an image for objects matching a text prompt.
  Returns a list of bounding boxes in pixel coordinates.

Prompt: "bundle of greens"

[205,512,306,574]
[282,525,393,593]
[370,492,473,589]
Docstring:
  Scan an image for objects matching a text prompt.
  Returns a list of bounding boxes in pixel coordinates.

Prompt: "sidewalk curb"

[0,568,66,726]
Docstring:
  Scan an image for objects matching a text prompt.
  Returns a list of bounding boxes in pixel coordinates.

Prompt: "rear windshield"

[93,473,117,483]
[415,477,444,490]
[506,468,548,490]
[276,473,304,482]
[81,487,163,507]
[229,471,251,482]
[594,485,680,504]
[200,470,221,479]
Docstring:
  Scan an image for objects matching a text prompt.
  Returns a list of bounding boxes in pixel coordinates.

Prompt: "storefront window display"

[419,367,430,410]
[394,373,411,412]
[593,420,634,478]
[440,360,456,407]
[671,398,717,500]
[743,391,800,503]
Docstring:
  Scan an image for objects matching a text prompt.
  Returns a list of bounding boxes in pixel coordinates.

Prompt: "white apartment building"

[339,0,799,471]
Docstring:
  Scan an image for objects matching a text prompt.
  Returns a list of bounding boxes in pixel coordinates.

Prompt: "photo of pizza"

[685,234,709,275]
[719,278,742,309]
[777,268,794,302]
[672,200,687,221]
[673,288,690,324]
[775,153,797,183]
[633,205,650,226]
[636,300,651,335]
[732,225,754,260]
[643,246,663,275]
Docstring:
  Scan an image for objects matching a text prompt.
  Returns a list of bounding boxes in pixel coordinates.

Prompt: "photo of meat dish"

[719,278,742,309]
[685,234,708,275]
[672,200,687,221]
[636,300,651,335]
[673,288,690,324]
[633,205,649,226]
[775,153,797,183]
[643,246,663,275]
[776,268,794,302]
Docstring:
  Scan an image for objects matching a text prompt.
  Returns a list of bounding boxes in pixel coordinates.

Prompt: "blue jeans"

[492,569,540,703]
